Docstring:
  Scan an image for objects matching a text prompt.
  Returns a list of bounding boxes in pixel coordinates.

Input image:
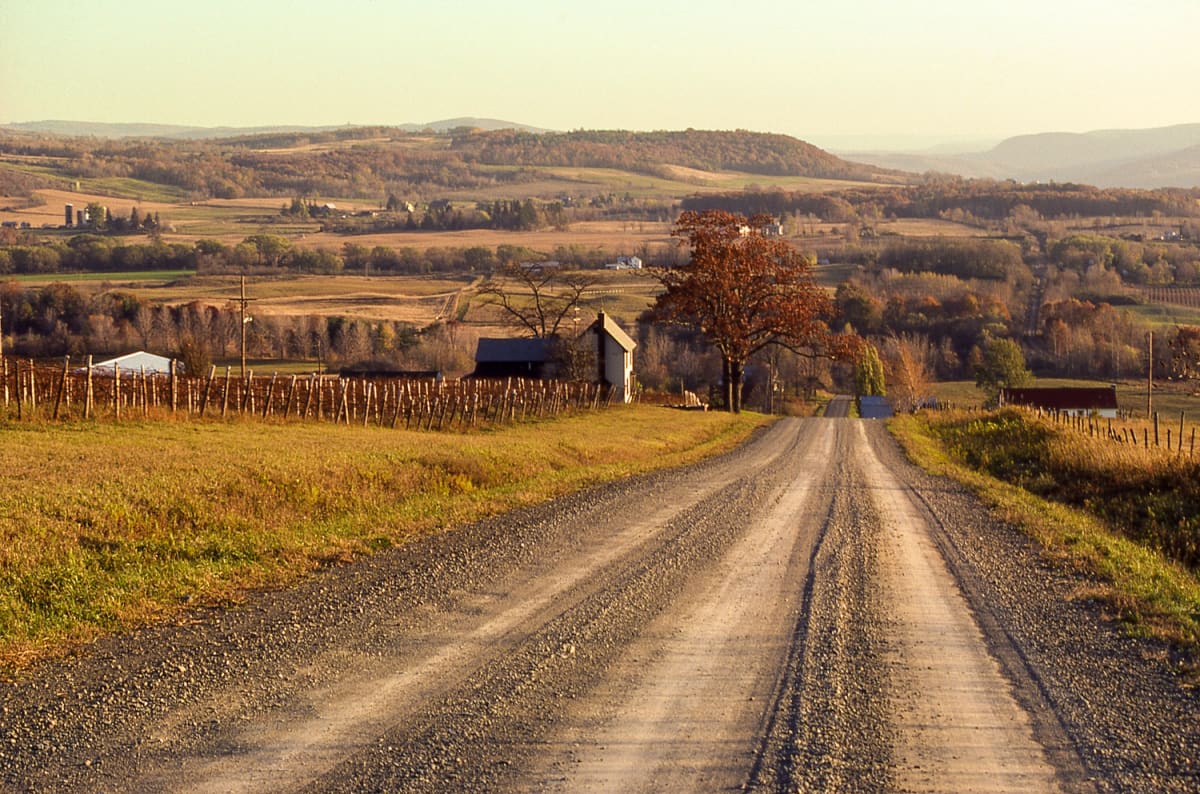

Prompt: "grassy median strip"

[0,407,769,673]
[890,412,1200,664]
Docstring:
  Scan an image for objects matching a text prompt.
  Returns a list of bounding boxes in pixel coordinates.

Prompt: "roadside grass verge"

[0,407,769,675]
[891,411,1200,667]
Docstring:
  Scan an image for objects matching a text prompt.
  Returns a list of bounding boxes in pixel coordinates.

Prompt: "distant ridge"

[840,123,1200,189]
[1,118,550,140]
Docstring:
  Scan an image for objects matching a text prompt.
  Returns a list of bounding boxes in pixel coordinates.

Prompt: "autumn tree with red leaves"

[654,209,855,412]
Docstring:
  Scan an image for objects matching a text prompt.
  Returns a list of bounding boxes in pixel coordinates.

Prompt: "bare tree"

[477,263,595,338]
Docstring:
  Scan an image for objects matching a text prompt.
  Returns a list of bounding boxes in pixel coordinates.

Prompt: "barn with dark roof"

[999,386,1119,417]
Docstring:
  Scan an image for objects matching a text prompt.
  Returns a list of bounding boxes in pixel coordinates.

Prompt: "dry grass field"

[295,220,675,255]
[876,218,992,237]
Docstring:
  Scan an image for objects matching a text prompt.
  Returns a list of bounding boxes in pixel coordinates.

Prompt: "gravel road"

[1,417,1196,792]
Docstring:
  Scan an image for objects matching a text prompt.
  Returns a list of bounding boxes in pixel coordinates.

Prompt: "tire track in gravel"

[748,419,892,793]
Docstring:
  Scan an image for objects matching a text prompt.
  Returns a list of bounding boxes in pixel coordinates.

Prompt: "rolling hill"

[841,123,1200,188]
[0,118,549,140]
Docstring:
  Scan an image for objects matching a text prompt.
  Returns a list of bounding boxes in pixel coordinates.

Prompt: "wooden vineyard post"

[1,356,7,408]
[303,374,316,420]
[112,364,120,421]
[1154,412,1160,447]
[199,365,216,416]
[241,371,254,415]
[284,375,297,419]
[221,366,232,418]
[141,367,149,417]
[84,356,93,419]
[1179,411,1186,453]
[362,382,373,428]
[28,359,37,415]
[52,356,69,420]
[263,373,278,419]
[169,360,177,413]
[13,359,22,420]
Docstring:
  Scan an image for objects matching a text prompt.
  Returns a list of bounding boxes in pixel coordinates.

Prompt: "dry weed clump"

[931,408,1200,572]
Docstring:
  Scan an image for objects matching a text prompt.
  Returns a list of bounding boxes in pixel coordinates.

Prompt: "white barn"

[87,351,177,375]
[585,312,637,403]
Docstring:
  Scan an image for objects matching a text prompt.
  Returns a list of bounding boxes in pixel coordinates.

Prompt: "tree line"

[0,281,476,375]
[683,181,1200,223]
[0,233,674,276]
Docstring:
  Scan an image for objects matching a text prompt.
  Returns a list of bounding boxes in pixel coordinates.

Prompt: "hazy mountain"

[0,118,549,140]
[839,123,1200,188]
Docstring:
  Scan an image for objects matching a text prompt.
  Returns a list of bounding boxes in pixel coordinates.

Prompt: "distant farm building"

[999,386,1119,418]
[82,351,177,376]
[605,255,643,270]
[738,219,785,237]
[471,337,554,380]
[586,311,637,403]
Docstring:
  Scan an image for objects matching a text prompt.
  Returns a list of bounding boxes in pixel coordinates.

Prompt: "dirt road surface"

[2,418,1196,792]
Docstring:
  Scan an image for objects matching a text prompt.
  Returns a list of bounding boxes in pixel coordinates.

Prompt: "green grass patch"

[891,411,1200,661]
[1126,302,1200,329]
[80,177,191,203]
[0,406,768,673]
[12,270,195,285]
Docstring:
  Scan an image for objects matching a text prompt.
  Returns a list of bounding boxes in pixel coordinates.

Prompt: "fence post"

[1154,412,1160,447]
[1179,411,1186,453]
[221,366,232,418]
[199,365,216,416]
[53,356,69,420]
[263,373,278,418]
[28,359,37,414]
[113,363,120,421]
[84,356,93,419]
[284,375,297,419]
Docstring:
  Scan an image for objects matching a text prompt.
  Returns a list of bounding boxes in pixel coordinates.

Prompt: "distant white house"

[737,219,785,237]
[586,311,637,403]
[605,255,643,270]
[83,351,177,376]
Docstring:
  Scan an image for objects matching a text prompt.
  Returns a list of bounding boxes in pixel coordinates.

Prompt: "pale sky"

[2,0,1197,149]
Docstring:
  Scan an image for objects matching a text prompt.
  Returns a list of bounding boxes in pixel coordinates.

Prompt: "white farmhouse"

[585,312,637,403]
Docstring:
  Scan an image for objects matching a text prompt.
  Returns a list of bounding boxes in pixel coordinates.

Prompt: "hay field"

[876,218,992,237]
[294,220,675,255]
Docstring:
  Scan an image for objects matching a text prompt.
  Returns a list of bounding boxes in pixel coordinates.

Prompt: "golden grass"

[0,407,769,673]
[288,220,675,254]
[877,218,992,237]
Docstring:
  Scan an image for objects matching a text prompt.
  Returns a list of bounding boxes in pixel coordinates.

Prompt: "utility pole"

[236,275,257,380]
